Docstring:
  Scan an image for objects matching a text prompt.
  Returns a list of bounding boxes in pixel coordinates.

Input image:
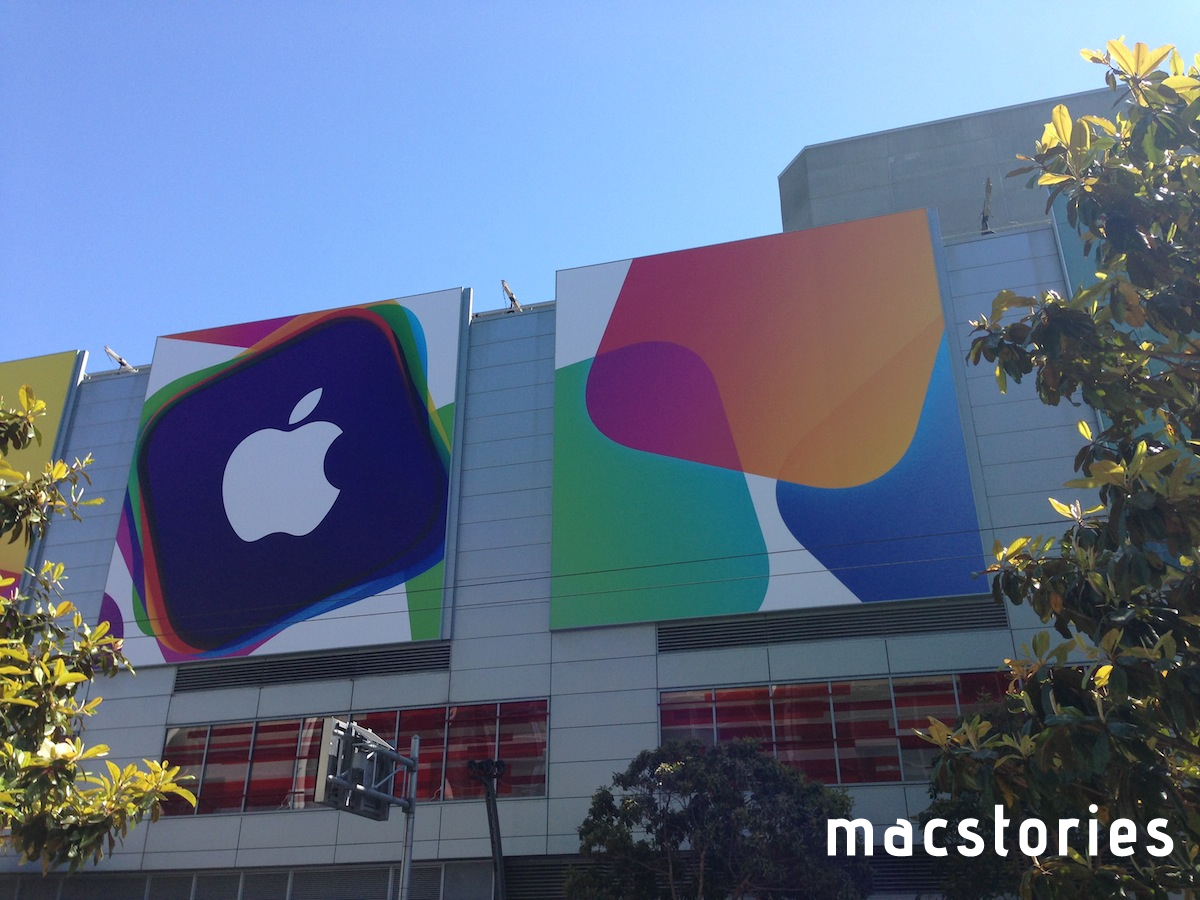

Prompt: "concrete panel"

[767,638,890,683]
[459,488,551,524]
[448,663,550,704]
[657,646,769,689]
[257,680,353,720]
[85,724,171,762]
[467,334,554,370]
[91,665,176,702]
[496,798,550,839]
[465,359,551,393]
[549,723,656,765]
[982,457,1078,499]
[461,434,551,471]
[237,810,339,849]
[453,599,549,639]
[947,254,1065,300]
[167,687,260,725]
[142,848,240,870]
[456,514,551,553]
[551,624,655,661]
[331,807,412,849]
[976,422,1081,467]
[143,816,243,854]
[552,655,657,696]
[451,633,550,671]
[886,630,1015,674]
[437,802,491,843]
[454,544,549,584]
[945,228,1059,269]
[435,837,494,859]
[547,796,592,845]
[548,759,634,801]
[349,671,450,712]
[448,589,548,636]
[550,688,659,730]
[461,406,554,445]
[458,459,552,497]
[843,784,909,828]
[235,843,336,869]
[804,158,894,200]
[464,381,553,419]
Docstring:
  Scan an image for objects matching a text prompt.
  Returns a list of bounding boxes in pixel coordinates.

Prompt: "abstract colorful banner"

[0,351,84,596]
[551,210,985,628]
[102,291,463,663]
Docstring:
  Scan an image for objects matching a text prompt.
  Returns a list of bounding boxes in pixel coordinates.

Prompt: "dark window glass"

[660,690,715,746]
[714,686,772,746]
[892,675,957,782]
[244,719,302,811]
[497,699,548,798]
[161,725,209,816]
[198,722,254,813]
[831,679,900,783]
[771,682,837,783]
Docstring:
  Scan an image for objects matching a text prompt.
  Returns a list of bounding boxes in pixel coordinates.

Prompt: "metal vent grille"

[173,641,451,693]
[407,865,443,900]
[504,856,577,900]
[869,852,940,893]
[657,594,1005,653]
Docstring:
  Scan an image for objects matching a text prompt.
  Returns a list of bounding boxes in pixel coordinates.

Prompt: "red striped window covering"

[398,706,447,803]
[443,703,498,801]
[772,682,837,783]
[892,676,957,783]
[659,671,1008,787]
[244,718,304,812]
[198,722,254,814]
[161,725,208,817]
[161,701,549,815]
[498,700,549,798]
[660,690,715,745]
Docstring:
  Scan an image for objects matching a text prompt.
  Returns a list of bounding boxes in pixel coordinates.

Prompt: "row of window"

[162,700,548,815]
[162,671,1006,816]
[660,671,1008,785]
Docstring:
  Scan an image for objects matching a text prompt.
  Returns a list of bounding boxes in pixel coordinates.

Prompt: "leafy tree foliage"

[565,740,870,900]
[0,386,195,871]
[926,39,1200,898]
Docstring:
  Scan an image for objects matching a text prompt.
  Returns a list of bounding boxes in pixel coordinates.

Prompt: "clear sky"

[4,2,1200,369]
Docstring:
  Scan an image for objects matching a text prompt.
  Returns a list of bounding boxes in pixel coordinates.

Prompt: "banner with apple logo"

[100,290,464,663]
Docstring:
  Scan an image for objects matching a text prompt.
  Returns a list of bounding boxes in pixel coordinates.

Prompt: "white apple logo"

[222,387,343,542]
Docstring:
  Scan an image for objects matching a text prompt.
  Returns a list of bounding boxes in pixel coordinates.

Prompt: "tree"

[565,740,870,900]
[924,39,1200,898]
[0,385,195,871]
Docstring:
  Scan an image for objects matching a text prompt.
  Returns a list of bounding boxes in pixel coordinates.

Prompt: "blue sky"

[4,2,1200,368]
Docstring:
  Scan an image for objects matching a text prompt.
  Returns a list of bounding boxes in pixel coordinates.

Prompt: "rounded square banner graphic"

[103,296,460,662]
[0,351,83,598]
[551,211,987,628]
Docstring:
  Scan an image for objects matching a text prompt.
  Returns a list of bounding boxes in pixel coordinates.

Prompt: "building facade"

[1,88,1113,899]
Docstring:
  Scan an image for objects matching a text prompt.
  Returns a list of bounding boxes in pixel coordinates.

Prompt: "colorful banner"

[101,291,463,663]
[0,351,84,596]
[551,210,985,628]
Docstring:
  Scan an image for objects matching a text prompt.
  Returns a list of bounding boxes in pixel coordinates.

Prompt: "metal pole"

[398,735,419,900]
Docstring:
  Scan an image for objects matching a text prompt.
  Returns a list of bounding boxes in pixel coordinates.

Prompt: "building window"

[658,671,1008,786]
[161,700,549,816]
